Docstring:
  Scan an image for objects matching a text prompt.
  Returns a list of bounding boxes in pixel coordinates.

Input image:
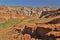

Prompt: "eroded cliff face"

[0,6,59,22]
[0,6,60,40]
[1,23,60,40]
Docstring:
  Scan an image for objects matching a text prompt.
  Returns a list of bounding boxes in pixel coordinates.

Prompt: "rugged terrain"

[0,5,60,40]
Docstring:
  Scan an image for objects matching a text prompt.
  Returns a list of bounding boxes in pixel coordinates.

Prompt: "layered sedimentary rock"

[0,6,59,22]
[0,6,60,40]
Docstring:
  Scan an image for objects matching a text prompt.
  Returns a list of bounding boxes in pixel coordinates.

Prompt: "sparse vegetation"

[0,19,23,31]
[0,6,60,40]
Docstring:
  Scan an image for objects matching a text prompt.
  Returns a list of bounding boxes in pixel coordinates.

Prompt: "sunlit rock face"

[0,6,60,40]
[0,5,59,23]
[42,6,58,11]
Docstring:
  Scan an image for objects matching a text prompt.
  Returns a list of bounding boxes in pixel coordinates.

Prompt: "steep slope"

[0,6,58,22]
[0,6,60,40]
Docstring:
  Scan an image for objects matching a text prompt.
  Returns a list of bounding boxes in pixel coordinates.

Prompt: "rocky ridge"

[0,6,60,40]
[0,6,59,22]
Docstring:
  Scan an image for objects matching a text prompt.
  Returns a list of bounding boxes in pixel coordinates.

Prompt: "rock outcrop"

[0,6,59,22]
[0,6,60,40]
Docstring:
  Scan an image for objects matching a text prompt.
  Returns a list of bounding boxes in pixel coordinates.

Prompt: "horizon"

[0,0,60,7]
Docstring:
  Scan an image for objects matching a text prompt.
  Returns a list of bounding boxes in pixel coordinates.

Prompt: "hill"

[0,6,60,40]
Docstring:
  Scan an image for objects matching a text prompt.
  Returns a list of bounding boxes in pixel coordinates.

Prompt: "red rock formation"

[0,6,60,40]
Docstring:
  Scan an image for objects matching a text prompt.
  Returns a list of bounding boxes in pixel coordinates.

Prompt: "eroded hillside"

[0,6,60,40]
